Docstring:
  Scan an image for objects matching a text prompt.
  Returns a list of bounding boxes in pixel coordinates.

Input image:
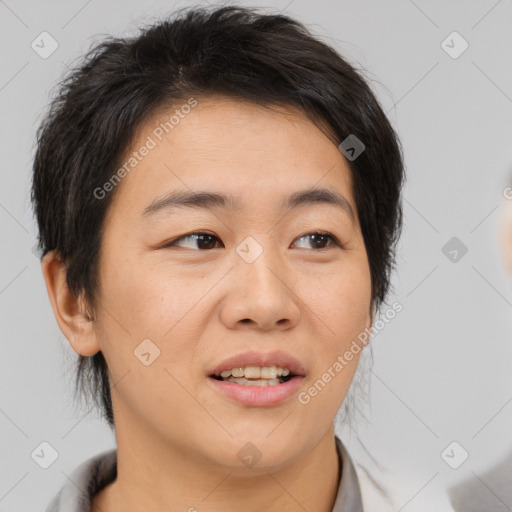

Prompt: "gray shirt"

[448,450,512,511]
[45,436,363,511]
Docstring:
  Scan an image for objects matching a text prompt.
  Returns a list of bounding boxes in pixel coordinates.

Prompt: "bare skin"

[42,96,373,512]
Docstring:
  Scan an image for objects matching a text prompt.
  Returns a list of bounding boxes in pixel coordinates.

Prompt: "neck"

[92,415,341,512]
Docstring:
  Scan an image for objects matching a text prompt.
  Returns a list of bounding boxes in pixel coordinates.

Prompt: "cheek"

[99,247,195,333]
[97,254,218,390]
[299,259,371,339]
[93,261,206,430]
[298,258,370,401]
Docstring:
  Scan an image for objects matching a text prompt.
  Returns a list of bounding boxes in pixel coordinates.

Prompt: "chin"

[199,432,294,462]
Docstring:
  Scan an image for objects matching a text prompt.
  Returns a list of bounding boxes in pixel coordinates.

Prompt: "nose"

[219,246,301,332]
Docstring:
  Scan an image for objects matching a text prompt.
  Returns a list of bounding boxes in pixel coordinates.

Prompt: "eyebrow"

[141,187,355,223]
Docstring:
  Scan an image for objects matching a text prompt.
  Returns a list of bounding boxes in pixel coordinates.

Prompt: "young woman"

[32,5,404,511]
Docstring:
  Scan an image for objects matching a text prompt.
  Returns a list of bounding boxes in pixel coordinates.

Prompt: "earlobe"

[41,250,101,357]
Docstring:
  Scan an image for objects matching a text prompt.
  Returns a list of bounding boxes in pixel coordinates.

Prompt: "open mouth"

[209,366,297,386]
[207,362,305,406]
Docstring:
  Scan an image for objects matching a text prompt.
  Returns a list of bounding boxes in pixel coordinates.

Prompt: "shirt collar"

[332,435,364,511]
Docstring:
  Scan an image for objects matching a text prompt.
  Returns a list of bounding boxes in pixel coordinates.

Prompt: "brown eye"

[164,231,341,251]
[293,232,340,250]
[166,232,222,250]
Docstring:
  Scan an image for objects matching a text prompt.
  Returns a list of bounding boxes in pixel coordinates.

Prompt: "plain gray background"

[1,0,511,510]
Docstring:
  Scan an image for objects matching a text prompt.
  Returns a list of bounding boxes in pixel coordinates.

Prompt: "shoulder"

[45,448,117,512]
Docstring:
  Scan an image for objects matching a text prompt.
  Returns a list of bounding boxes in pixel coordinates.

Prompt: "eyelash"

[163,231,342,251]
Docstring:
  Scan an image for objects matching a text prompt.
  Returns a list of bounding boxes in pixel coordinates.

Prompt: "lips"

[207,350,306,378]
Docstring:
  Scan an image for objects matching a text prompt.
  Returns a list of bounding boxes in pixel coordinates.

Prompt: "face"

[88,96,372,471]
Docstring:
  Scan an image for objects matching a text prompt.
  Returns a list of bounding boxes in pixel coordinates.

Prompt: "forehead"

[105,96,355,220]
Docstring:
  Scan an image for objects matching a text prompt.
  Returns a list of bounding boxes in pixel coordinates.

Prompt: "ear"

[366,304,374,332]
[41,250,101,356]
[357,303,374,353]
[500,196,512,277]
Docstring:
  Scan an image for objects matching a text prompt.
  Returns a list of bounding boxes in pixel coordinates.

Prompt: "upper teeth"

[220,366,291,379]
